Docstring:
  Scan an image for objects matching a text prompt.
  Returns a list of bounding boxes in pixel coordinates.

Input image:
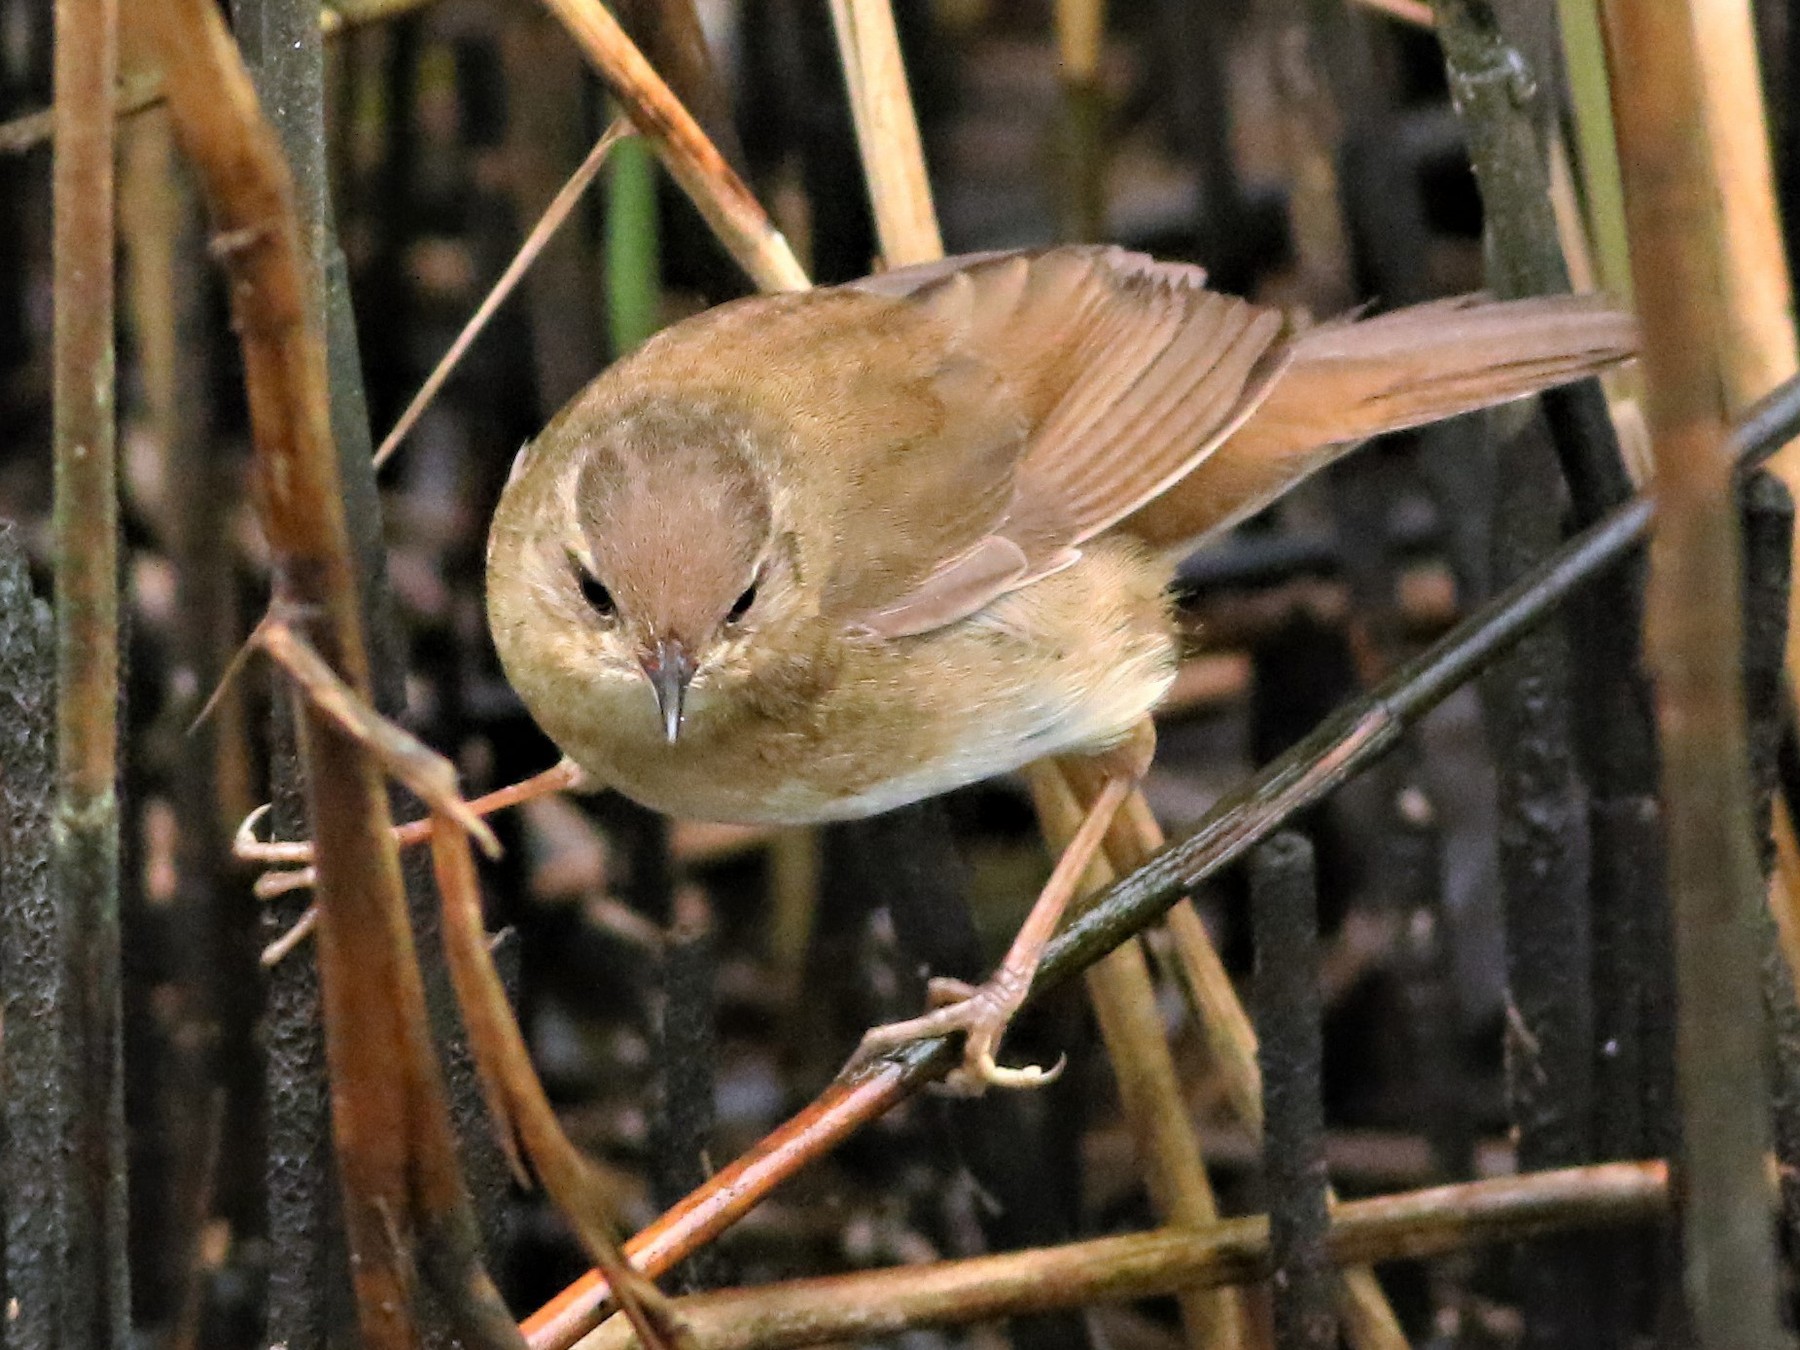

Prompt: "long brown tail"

[1120,292,1638,555]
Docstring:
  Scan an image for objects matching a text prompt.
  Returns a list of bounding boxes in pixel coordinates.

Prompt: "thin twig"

[255,622,500,855]
[573,1163,1672,1350]
[0,69,160,156]
[374,120,631,470]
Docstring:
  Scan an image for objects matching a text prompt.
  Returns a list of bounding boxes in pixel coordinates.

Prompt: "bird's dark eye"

[725,583,757,624]
[577,568,616,619]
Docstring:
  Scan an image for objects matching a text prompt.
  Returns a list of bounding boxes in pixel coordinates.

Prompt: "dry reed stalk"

[2,68,159,156]
[1692,0,1800,419]
[827,0,943,267]
[52,0,130,1337]
[1027,763,1247,1350]
[536,0,806,292]
[141,3,527,1345]
[1684,0,1800,997]
[1055,0,1103,74]
[1053,0,1107,246]
[1600,3,1784,1344]
[52,0,119,933]
[572,1162,1671,1350]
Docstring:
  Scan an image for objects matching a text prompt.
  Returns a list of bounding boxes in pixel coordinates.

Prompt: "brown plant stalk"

[536,0,807,292]
[374,120,632,470]
[826,0,943,267]
[1599,3,1783,1345]
[52,0,130,1336]
[573,1162,1671,1350]
[141,3,527,1345]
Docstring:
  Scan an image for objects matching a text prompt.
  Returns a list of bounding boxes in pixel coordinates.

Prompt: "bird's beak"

[639,638,695,744]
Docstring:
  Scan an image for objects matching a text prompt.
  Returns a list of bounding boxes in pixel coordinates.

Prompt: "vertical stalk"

[51,0,130,1343]
[231,1,388,1340]
[1054,0,1107,245]
[1737,475,1800,1263]
[1599,6,1783,1347]
[825,0,942,267]
[1252,834,1335,1350]
[607,131,662,356]
[1553,0,1632,308]
[1692,0,1799,422]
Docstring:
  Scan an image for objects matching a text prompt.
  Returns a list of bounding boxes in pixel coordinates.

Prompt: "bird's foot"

[852,974,1064,1094]
[235,757,590,964]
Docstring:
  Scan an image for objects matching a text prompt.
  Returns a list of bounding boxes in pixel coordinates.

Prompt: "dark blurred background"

[3,3,1795,1347]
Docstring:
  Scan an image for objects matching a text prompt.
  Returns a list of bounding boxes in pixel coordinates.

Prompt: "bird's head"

[486,395,801,746]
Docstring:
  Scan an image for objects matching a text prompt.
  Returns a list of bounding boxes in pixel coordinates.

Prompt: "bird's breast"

[526,537,1179,825]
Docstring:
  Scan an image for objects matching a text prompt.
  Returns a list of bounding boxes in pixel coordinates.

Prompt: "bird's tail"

[1120,292,1638,555]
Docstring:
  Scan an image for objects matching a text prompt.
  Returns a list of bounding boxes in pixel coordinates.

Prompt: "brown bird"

[476,245,1635,1088]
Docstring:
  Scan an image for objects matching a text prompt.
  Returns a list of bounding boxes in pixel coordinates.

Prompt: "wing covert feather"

[835,247,1293,636]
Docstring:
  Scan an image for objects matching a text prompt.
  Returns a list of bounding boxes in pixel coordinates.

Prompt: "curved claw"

[948,1050,1067,1094]
[254,865,318,900]
[853,978,1058,1096]
[234,803,316,865]
[261,903,319,965]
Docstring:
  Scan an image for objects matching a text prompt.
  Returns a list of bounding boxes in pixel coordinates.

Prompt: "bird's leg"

[855,723,1155,1093]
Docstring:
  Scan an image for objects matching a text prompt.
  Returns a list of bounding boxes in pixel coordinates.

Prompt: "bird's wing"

[1116,292,1639,553]
[831,247,1294,638]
